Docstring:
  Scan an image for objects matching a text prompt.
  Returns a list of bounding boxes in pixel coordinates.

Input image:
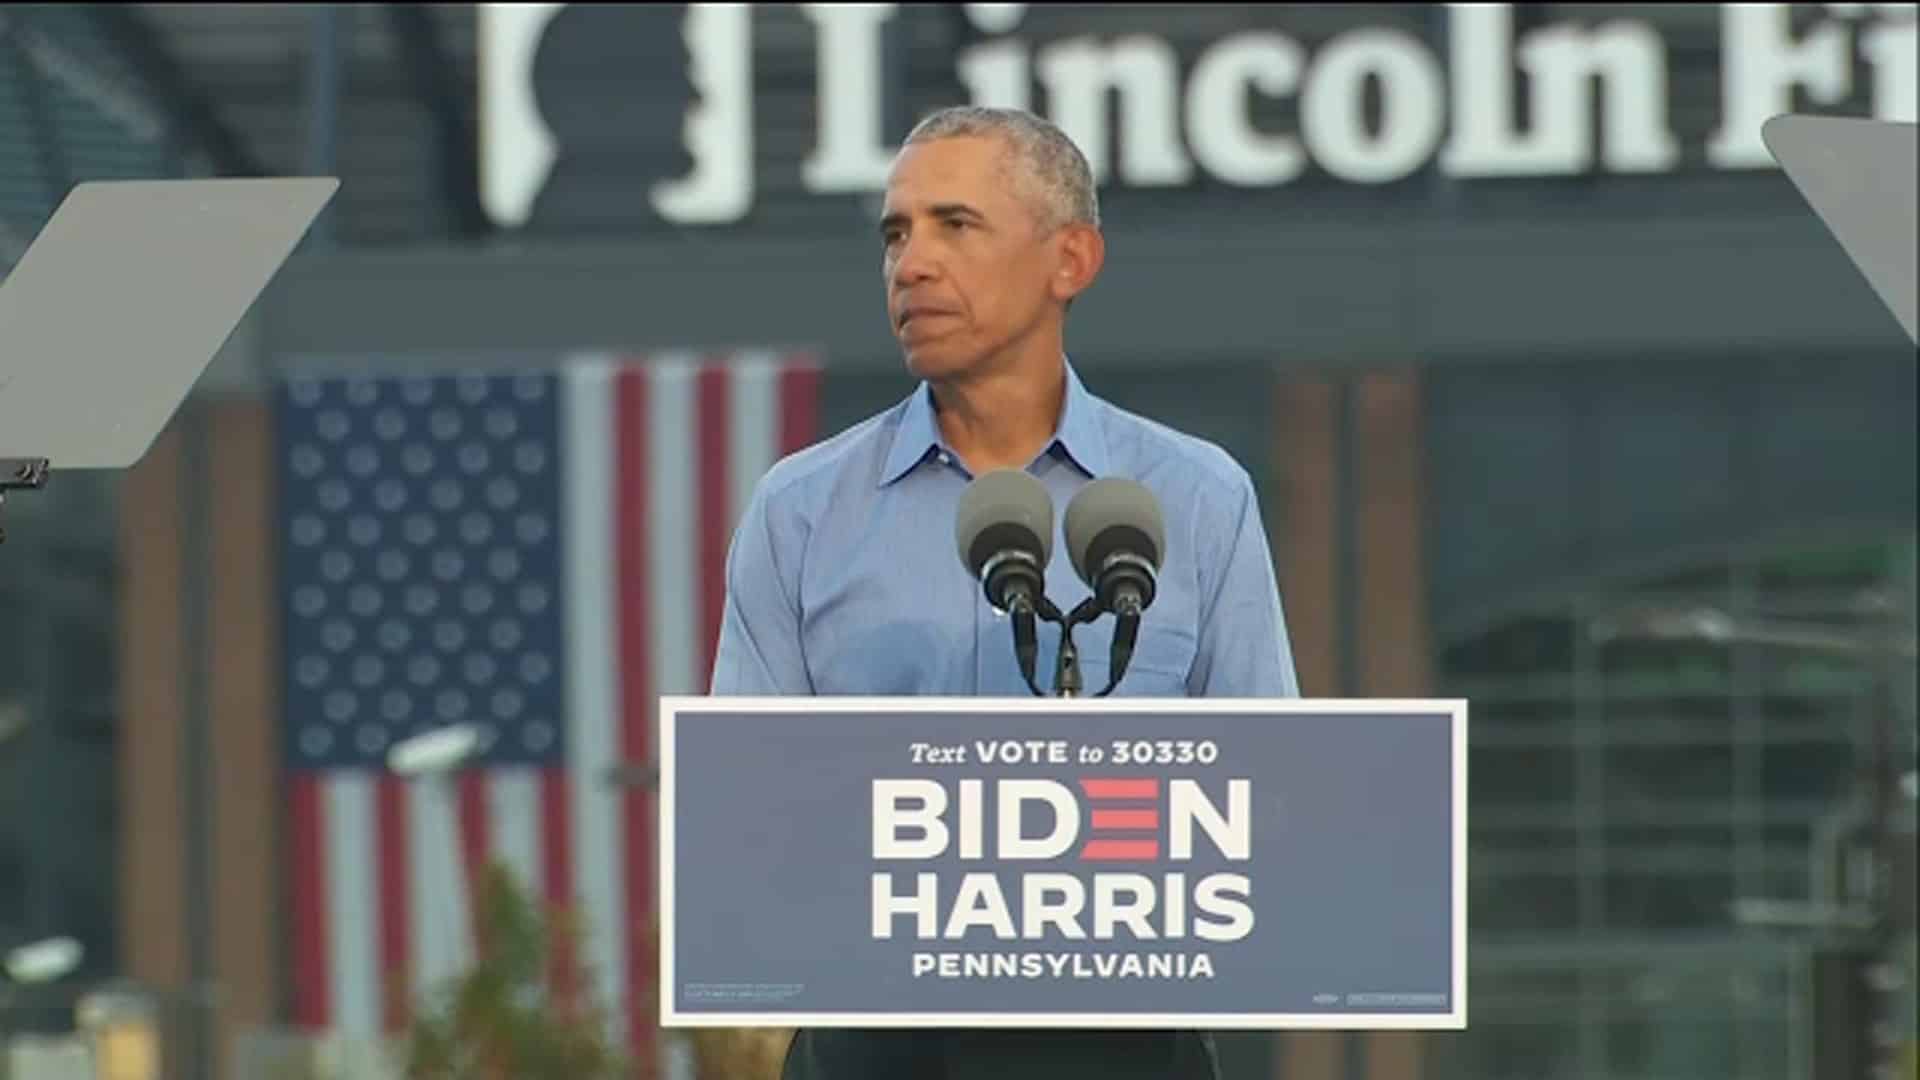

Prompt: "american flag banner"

[274,351,822,1052]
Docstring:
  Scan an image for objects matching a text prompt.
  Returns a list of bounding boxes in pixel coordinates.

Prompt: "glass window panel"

[1604,871,1736,930]
[1759,742,1856,803]
[1439,422,1907,1079]
[1473,745,1577,807]
[1471,874,1581,933]
[1468,698,1574,728]
[1751,544,1889,588]
[1466,963,1584,1009]
[1606,823,1736,850]
[0,839,24,931]
[1473,824,1578,852]
[1605,745,1734,803]
[1605,1013,1744,1080]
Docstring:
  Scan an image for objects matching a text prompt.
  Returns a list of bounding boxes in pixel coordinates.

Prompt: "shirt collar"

[879,357,1111,486]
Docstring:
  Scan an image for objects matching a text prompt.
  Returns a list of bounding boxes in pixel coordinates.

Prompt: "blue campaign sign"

[659,696,1467,1030]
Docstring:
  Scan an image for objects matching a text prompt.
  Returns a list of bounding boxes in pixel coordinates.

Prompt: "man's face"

[880,135,1063,381]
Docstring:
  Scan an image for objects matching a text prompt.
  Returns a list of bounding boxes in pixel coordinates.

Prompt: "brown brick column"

[1267,369,1433,1080]
[206,397,280,1076]
[119,398,282,1079]
[1352,371,1433,699]
[1268,374,1348,1080]
[1271,376,1342,699]
[119,423,189,1075]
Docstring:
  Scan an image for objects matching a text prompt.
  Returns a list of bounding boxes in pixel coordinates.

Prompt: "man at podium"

[709,105,1301,1080]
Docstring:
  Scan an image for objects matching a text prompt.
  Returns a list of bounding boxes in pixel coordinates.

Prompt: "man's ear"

[1051,223,1105,305]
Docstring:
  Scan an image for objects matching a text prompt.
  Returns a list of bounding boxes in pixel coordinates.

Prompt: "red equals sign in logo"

[1077,777,1160,861]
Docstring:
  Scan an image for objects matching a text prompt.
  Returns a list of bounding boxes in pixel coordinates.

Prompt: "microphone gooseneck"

[1063,478,1167,697]
[1009,595,1043,697]
[1106,604,1141,696]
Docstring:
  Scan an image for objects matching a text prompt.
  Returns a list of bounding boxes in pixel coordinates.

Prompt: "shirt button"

[938,452,952,465]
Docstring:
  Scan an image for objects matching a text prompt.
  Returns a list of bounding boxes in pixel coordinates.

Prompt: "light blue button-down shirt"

[710,361,1299,699]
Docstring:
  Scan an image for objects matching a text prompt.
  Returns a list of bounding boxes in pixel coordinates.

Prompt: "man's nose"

[889,235,938,287]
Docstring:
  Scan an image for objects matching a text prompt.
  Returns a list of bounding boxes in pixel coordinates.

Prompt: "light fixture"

[386,723,483,777]
[3,936,82,985]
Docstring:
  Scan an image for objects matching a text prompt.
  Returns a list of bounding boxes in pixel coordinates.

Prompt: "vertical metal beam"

[1572,591,1607,1079]
[304,5,346,248]
[22,493,54,952]
[1729,559,1763,1080]
[381,4,491,237]
[1864,537,1915,1080]
[1571,381,1607,1079]
[180,400,213,1080]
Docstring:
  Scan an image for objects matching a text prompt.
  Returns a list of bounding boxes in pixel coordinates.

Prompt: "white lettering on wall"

[957,4,1033,110]
[1444,3,1678,176]
[476,2,563,229]
[650,3,754,223]
[1185,32,1307,186]
[1302,29,1446,183]
[1861,17,1917,122]
[1039,36,1194,185]
[964,3,1029,35]
[1528,18,1682,171]
[1823,3,1918,18]
[1709,4,1854,167]
[475,2,1920,228]
[800,4,898,193]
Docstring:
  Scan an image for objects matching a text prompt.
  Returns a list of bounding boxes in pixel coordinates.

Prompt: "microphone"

[1063,477,1166,695]
[956,468,1054,695]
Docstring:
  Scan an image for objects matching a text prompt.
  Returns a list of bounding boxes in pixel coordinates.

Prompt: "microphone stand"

[1008,593,1054,698]
[1014,596,1144,699]
[1049,598,1102,698]
[1040,596,1147,698]
[1008,595,1090,699]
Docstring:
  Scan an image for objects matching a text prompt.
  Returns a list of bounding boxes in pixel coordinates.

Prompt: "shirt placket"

[925,445,993,696]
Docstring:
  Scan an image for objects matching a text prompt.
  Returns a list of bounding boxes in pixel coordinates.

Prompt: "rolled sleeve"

[709,482,814,696]
[1187,469,1301,699]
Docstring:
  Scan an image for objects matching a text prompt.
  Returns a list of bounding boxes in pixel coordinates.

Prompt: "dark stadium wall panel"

[1424,352,1920,647]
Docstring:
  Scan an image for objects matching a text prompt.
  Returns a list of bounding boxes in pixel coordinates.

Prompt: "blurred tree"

[396,859,791,1080]
[400,861,636,1080]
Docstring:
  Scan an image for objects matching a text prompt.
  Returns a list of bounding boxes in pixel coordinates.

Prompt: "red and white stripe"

[288,352,821,1047]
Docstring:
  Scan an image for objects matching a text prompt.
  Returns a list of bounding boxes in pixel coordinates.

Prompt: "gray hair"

[902,105,1100,231]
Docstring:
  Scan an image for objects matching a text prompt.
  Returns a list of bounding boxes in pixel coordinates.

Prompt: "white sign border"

[658,695,1468,1031]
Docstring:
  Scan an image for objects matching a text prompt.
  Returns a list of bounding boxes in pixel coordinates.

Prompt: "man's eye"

[943,219,969,231]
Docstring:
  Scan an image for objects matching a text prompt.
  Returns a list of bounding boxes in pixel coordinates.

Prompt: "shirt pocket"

[1077,624,1198,697]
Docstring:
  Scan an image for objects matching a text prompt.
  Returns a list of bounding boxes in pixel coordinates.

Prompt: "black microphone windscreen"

[955,468,1054,576]
[1063,477,1165,586]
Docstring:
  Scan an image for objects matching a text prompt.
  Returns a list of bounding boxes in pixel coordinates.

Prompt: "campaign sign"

[659,696,1466,1029]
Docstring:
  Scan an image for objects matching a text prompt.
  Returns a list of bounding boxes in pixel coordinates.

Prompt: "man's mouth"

[898,306,953,329]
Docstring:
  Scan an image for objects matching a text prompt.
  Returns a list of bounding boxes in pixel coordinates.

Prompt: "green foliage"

[400,861,645,1080]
